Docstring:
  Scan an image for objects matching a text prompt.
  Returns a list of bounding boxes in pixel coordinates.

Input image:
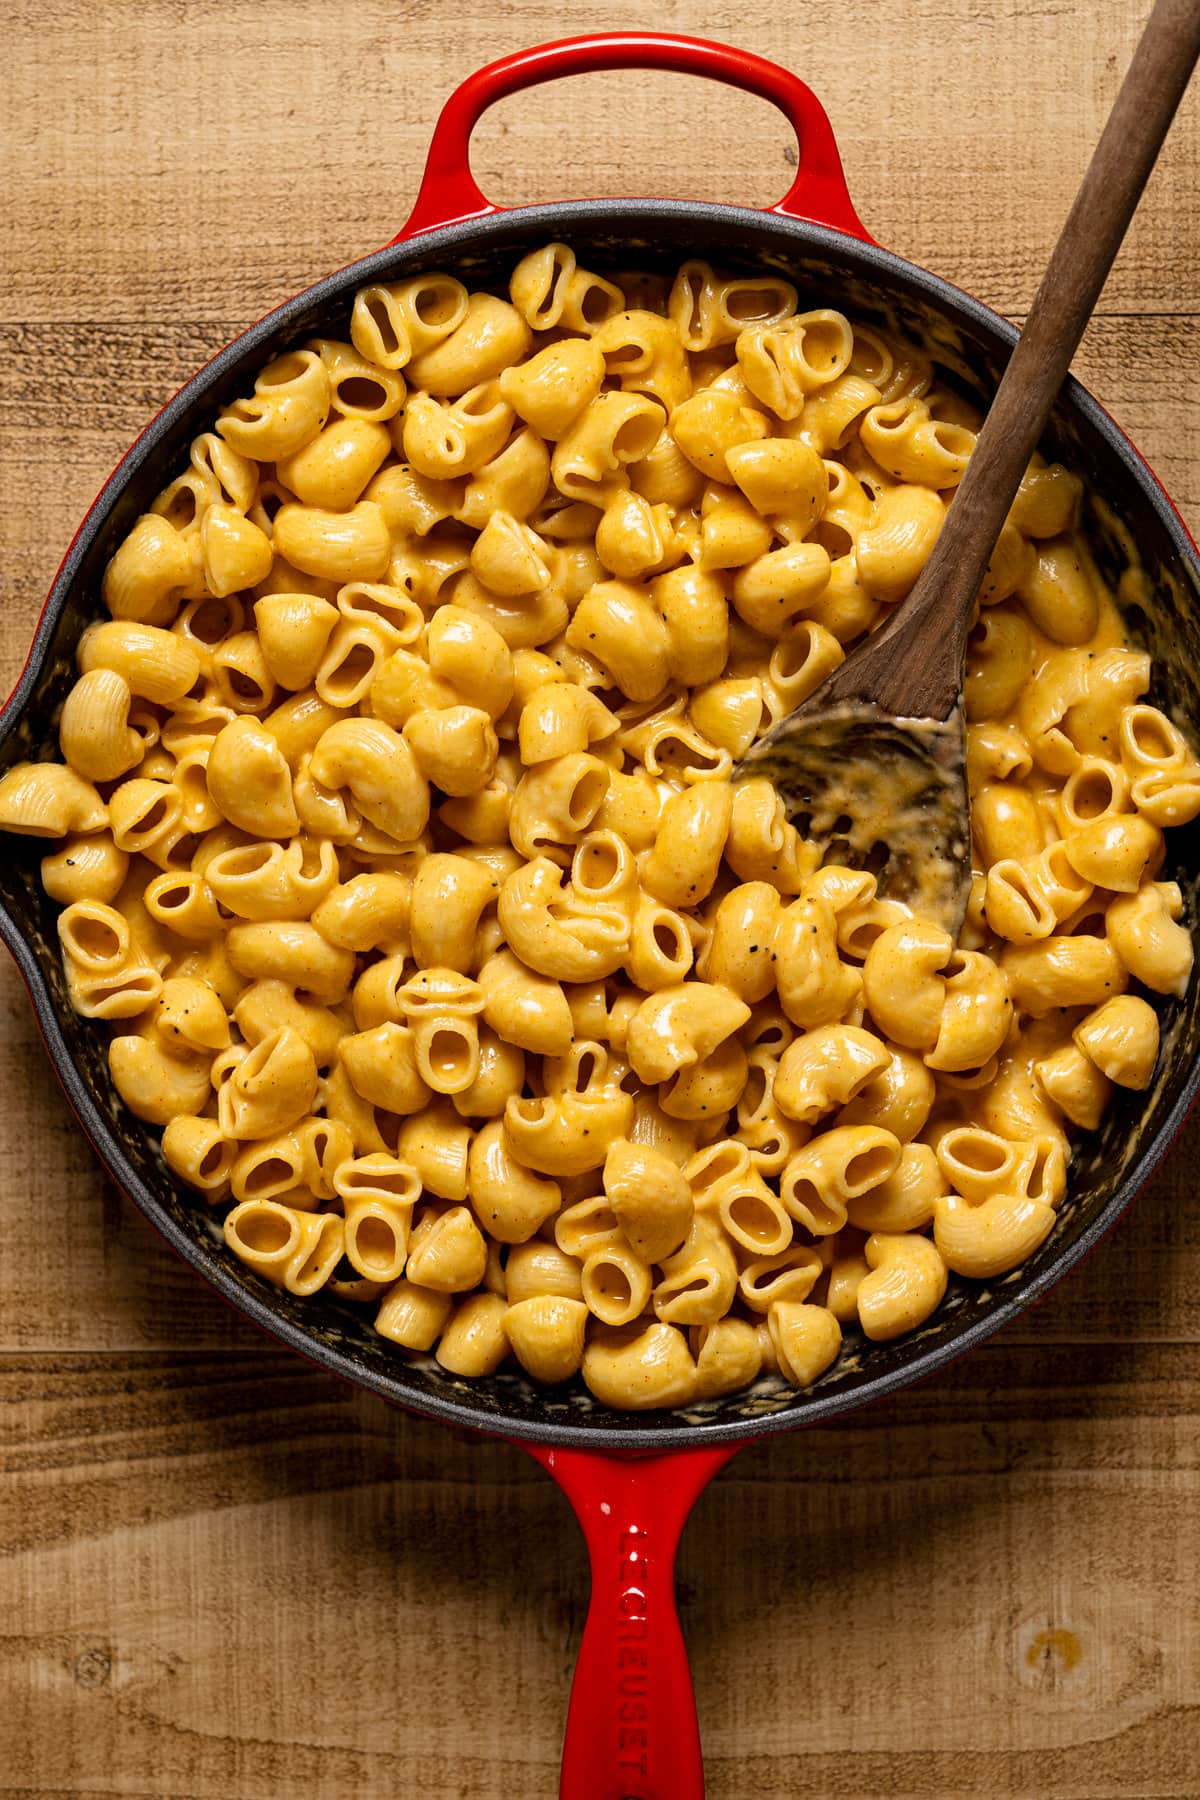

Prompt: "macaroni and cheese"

[3,246,1197,1409]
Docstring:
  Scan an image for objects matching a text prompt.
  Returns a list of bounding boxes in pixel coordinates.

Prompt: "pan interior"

[3,199,1199,1448]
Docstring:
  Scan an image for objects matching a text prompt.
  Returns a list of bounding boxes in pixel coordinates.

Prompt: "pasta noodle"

[3,245,1197,1410]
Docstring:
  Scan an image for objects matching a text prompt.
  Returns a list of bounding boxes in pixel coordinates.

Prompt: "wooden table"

[2,2,1198,1793]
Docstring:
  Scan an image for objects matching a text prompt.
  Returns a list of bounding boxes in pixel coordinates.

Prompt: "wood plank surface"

[1,1,1199,1794]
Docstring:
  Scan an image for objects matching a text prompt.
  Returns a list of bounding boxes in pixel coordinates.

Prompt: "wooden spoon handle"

[825,0,1200,720]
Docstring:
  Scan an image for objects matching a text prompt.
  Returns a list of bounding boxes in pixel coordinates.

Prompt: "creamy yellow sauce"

[740,704,969,930]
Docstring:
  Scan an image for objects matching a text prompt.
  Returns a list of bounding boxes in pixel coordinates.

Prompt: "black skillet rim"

[3,196,1199,1451]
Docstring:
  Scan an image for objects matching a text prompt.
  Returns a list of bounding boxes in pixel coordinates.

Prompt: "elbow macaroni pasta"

[4,245,1197,1410]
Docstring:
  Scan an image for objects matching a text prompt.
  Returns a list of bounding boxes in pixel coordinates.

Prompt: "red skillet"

[3,32,1200,1800]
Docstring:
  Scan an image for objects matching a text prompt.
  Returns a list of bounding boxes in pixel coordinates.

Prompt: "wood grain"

[2,1346,1198,1795]
[2,1,1199,1794]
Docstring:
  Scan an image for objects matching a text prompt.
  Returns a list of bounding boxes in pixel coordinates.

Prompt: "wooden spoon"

[738,0,1200,935]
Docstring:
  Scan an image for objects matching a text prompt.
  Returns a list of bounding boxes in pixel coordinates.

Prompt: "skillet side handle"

[525,1441,741,1800]
[394,32,873,243]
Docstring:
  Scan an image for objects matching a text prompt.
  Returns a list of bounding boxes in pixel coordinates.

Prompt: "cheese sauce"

[739,702,970,933]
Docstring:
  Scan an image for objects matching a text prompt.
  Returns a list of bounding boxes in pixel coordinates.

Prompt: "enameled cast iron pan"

[4,33,1200,1798]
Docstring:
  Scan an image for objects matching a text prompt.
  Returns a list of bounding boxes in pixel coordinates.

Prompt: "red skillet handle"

[395,32,872,244]
[525,1440,742,1800]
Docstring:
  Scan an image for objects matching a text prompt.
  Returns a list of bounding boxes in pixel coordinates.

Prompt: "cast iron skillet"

[3,33,1199,1799]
